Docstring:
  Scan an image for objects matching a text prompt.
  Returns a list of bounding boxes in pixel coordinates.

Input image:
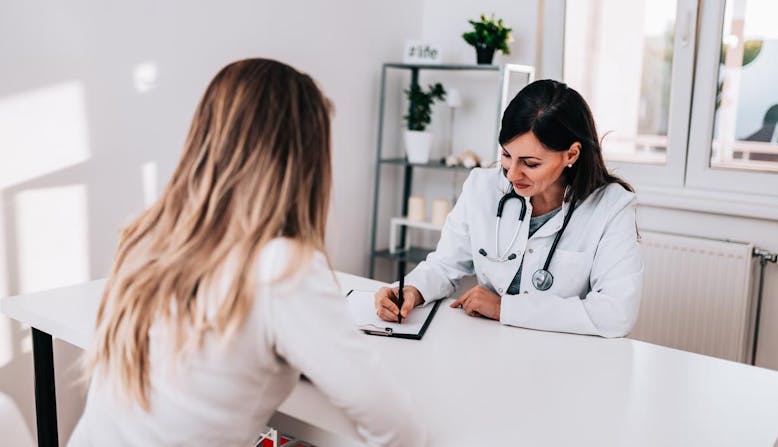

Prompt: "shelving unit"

[388,217,443,254]
[378,158,473,170]
[368,62,535,279]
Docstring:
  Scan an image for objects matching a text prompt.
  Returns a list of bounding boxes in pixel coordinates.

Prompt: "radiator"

[630,231,755,362]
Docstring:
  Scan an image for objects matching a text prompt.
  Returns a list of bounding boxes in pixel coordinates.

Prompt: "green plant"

[403,83,446,131]
[462,14,512,55]
[715,39,763,109]
[720,39,763,67]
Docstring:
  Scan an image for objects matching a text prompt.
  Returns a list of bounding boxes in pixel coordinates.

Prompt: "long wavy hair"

[88,58,333,409]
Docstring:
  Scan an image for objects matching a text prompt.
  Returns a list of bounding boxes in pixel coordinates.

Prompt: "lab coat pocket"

[548,249,591,298]
[474,258,493,289]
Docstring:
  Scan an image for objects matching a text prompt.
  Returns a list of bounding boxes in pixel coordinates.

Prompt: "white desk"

[4,273,778,447]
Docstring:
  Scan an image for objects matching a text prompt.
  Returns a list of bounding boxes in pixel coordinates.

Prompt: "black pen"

[397,261,405,324]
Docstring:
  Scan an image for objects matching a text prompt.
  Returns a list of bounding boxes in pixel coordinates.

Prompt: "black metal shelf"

[368,62,534,278]
[373,247,433,264]
[379,158,475,171]
[384,62,501,71]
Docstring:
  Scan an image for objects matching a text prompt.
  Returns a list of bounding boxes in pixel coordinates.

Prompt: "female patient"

[69,59,425,447]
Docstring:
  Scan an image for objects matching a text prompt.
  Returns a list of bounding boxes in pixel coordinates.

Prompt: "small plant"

[462,14,513,56]
[403,83,446,131]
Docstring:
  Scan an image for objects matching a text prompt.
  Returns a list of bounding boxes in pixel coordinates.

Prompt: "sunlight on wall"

[14,185,90,294]
[20,334,31,357]
[133,61,159,93]
[0,318,13,368]
[0,81,90,189]
[142,161,159,206]
[0,202,11,366]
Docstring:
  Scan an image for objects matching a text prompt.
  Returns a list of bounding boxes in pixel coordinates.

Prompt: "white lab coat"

[405,166,644,338]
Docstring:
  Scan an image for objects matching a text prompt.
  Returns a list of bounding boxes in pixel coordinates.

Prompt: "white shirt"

[405,166,644,338]
[69,238,426,447]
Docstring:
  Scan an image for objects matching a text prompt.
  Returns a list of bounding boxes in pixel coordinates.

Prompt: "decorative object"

[445,88,462,108]
[445,88,461,159]
[462,14,513,65]
[403,131,433,163]
[404,83,447,164]
[444,150,482,168]
[403,40,442,64]
[431,199,452,226]
[715,39,763,110]
[407,196,426,222]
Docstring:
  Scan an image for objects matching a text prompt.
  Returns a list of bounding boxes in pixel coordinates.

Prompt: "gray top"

[506,206,562,295]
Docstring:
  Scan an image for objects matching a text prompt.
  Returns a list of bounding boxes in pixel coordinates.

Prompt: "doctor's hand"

[374,286,424,323]
[450,285,501,320]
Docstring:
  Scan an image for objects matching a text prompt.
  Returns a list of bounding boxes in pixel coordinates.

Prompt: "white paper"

[346,289,434,336]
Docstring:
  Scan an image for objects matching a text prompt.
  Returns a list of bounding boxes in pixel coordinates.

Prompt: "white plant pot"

[403,130,433,164]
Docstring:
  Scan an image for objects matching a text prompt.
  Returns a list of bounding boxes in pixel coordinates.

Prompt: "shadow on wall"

[0,78,160,441]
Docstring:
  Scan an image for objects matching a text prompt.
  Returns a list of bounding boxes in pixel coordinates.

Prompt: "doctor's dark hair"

[499,79,632,205]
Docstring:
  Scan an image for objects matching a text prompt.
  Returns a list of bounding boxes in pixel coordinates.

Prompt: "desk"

[4,273,778,446]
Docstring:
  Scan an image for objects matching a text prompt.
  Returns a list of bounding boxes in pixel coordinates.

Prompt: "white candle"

[407,196,426,222]
[431,199,451,226]
[446,88,462,108]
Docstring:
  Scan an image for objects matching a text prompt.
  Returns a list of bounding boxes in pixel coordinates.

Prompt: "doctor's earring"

[567,163,573,168]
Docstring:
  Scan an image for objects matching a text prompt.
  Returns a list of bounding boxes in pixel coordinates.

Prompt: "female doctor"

[374,79,643,338]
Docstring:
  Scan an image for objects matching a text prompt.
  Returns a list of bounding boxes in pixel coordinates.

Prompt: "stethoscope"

[478,190,576,291]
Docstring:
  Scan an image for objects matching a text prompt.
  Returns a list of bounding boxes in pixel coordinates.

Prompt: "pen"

[397,260,405,324]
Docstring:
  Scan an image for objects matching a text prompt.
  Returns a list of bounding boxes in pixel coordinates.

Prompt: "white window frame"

[685,0,778,196]
[549,0,778,210]
[602,0,699,189]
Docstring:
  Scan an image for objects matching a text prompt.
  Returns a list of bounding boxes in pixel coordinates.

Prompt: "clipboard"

[345,289,440,340]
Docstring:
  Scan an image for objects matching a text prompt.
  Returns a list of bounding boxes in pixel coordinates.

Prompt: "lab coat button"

[528,248,534,254]
[498,288,504,293]
[522,290,528,294]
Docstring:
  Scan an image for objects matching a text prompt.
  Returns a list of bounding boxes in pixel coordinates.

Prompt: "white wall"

[420,0,537,65]
[420,0,538,164]
[0,0,423,441]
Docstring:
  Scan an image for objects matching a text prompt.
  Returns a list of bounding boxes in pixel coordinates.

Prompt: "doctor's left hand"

[450,285,501,320]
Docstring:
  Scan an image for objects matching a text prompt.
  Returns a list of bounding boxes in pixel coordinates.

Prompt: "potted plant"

[462,14,513,64]
[403,83,446,163]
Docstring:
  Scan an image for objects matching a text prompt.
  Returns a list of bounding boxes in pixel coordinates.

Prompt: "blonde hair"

[88,58,333,409]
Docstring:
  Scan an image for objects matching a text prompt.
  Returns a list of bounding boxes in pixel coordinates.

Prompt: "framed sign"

[403,40,442,64]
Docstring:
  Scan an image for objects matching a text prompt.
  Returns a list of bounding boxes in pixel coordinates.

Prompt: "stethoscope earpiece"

[479,248,518,263]
[478,192,527,263]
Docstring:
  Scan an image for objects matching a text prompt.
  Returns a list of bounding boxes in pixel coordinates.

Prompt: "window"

[563,0,697,187]
[564,0,676,164]
[710,0,778,173]
[686,0,778,195]
[562,0,778,196]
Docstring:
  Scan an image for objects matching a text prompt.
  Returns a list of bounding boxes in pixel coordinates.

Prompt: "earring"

[567,163,573,168]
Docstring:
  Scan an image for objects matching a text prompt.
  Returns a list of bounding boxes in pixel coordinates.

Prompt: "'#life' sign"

[403,40,442,64]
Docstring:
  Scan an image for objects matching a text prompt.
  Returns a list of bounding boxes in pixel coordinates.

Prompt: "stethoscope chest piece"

[531,269,554,291]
